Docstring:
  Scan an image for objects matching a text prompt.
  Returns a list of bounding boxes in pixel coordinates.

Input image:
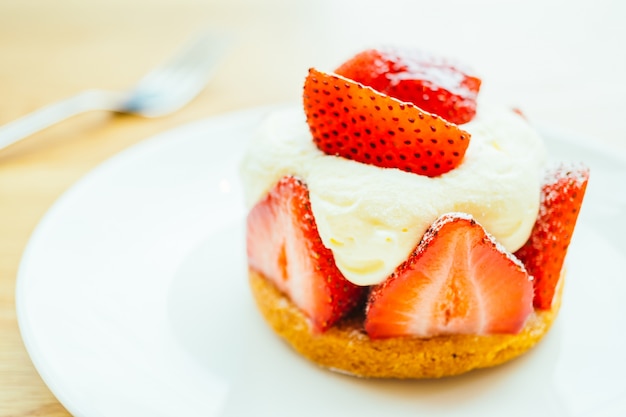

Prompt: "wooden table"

[1,0,624,415]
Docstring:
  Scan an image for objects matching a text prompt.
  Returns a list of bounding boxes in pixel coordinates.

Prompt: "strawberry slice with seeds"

[335,47,482,124]
[303,68,471,177]
[246,175,365,332]
[364,213,533,339]
[515,163,589,310]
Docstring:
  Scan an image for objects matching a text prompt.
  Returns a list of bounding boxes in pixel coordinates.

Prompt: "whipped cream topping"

[240,105,547,286]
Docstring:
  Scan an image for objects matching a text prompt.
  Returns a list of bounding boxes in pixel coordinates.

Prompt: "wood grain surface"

[1,0,624,415]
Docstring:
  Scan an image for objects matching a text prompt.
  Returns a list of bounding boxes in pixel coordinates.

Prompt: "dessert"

[241,47,589,378]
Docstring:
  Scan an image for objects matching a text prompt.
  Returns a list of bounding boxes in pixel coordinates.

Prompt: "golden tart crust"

[249,268,563,379]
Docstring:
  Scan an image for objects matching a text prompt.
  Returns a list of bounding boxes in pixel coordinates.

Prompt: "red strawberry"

[303,68,471,177]
[515,163,589,310]
[334,47,481,124]
[246,175,365,332]
[364,213,533,339]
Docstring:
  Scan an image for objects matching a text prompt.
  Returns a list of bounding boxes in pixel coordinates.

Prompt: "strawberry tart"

[240,47,589,379]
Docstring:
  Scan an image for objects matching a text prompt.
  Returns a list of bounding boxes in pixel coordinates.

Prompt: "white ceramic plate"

[16,106,626,417]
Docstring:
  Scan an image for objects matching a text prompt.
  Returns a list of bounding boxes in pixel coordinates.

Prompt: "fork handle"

[0,90,127,152]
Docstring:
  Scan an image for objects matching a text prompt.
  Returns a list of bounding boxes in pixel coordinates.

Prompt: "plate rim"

[14,104,278,416]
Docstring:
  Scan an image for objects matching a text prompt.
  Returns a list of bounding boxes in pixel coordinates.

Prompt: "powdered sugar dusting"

[539,162,590,222]
[545,161,590,186]
[423,212,528,271]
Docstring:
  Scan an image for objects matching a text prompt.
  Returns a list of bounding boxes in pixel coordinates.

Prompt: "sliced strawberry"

[364,213,533,339]
[333,49,393,94]
[303,68,471,177]
[515,163,589,310]
[335,47,481,124]
[246,175,365,332]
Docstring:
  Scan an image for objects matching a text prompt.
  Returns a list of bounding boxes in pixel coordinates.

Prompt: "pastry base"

[248,268,563,379]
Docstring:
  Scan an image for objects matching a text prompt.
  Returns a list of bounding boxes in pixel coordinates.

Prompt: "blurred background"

[1,0,625,415]
[2,0,625,146]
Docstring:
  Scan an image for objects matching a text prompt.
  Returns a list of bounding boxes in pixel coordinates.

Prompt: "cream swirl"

[241,104,546,285]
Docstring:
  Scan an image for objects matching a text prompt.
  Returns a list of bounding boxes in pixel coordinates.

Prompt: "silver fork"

[0,30,229,152]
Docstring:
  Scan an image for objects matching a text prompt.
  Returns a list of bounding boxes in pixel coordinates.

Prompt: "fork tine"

[142,31,229,85]
[125,30,231,116]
